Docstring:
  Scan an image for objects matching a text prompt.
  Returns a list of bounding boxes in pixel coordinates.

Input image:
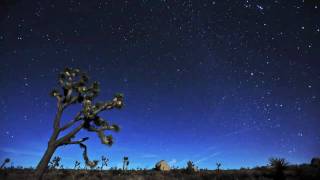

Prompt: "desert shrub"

[110,167,122,176]
[269,157,289,180]
[59,170,71,178]
[16,166,23,169]
[311,157,320,168]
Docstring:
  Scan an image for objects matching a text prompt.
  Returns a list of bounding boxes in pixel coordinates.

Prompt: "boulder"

[193,166,199,172]
[155,160,170,171]
[189,165,198,172]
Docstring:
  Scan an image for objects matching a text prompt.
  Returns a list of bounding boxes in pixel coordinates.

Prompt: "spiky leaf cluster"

[50,68,100,104]
[4,158,10,163]
[269,158,289,171]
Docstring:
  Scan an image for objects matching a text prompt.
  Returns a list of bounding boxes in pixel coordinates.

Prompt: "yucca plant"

[74,160,80,170]
[101,156,109,170]
[269,157,289,180]
[0,158,10,169]
[186,161,197,173]
[269,158,289,171]
[34,67,124,179]
[216,162,221,173]
[122,157,129,171]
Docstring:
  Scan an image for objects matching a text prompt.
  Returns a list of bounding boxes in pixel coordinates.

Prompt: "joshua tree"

[123,157,129,171]
[48,156,61,169]
[34,67,124,179]
[269,157,289,180]
[101,156,109,170]
[74,160,81,170]
[216,162,221,172]
[186,161,197,173]
[0,158,10,169]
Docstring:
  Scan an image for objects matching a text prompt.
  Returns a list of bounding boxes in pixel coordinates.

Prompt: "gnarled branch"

[59,137,89,146]
[60,112,83,131]
[56,122,84,146]
[79,143,98,168]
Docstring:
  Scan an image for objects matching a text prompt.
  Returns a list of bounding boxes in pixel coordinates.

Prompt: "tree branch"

[59,112,83,131]
[63,94,78,108]
[79,143,99,168]
[65,88,73,103]
[85,126,113,146]
[93,101,116,115]
[56,122,84,146]
[59,137,89,146]
[53,103,64,130]
[87,124,119,132]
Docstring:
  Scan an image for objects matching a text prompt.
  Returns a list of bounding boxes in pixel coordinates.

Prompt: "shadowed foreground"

[1,164,319,180]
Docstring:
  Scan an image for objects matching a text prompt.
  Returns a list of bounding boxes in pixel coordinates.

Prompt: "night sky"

[0,0,320,170]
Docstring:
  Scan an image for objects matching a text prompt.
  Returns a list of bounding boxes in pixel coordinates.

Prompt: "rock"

[155,160,170,171]
[190,166,198,172]
[311,157,320,167]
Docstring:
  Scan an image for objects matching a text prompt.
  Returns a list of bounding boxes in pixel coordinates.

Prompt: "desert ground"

[0,163,319,180]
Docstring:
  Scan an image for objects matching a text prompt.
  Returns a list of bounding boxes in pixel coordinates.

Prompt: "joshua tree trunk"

[34,107,62,180]
[34,144,56,179]
[34,130,59,179]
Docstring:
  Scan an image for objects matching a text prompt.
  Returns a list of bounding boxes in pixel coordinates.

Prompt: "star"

[256,5,264,10]
[0,0,319,170]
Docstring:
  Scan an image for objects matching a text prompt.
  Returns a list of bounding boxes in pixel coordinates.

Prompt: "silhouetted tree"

[74,160,80,170]
[269,157,289,180]
[123,157,129,171]
[101,156,109,170]
[216,162,221,173]
[186,161,197,173]
[34,68,124,179]
[0,158,10,169]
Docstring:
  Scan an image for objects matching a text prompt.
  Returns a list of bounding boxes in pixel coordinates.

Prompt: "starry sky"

[0,0,319,170]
